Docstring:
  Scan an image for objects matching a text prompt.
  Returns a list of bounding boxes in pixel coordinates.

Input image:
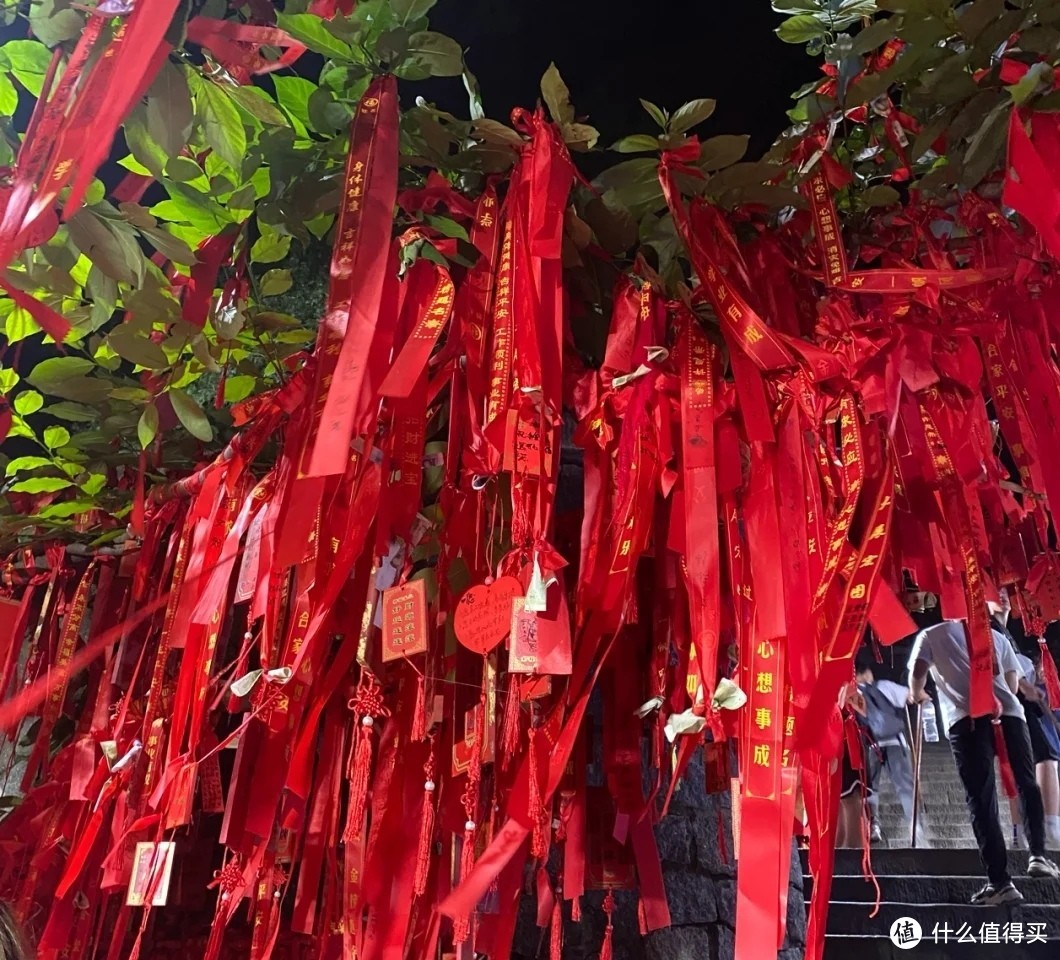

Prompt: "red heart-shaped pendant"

[453,576,523,655]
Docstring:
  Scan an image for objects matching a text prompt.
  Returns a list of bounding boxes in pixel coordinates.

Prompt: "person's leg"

[1037,760,1059,815]
[951,716,1010,886]
[1001,715,1047,857]
[886,745,916,822]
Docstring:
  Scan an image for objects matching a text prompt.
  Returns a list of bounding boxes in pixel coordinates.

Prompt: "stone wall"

[513,749,807,960]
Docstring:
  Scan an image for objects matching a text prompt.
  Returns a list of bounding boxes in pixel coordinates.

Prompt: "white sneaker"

[1028,855,1060,878]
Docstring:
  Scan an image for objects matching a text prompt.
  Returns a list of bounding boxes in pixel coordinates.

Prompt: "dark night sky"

[427,0,817,159]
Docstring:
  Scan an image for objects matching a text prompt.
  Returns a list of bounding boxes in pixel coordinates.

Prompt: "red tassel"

[637,896,647,936]
[994,719,1018,799]
[571,896,581,922]
[500,677,521,766]
[342,717,374,843]
[550,895,562,960]
[1040,639,1060,708]
[529,726,549,858]
[452,819,477,943]
[599,891,614,960]
[414,751,436,897]
[411,672,428,742]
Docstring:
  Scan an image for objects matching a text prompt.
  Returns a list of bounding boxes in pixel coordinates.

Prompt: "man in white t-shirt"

[909,619,1060,905]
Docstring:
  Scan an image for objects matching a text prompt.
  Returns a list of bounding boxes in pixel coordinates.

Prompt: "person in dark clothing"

[909,618,1060,905]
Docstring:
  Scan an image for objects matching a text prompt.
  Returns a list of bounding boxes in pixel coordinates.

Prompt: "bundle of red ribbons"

[7,64,1060,960]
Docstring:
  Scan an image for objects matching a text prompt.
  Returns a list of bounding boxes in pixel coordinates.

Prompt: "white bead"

[424,780,436,791]
[244,631,253,640]
[465,820,476,831]
[362,716,374,727]
[273,891,281,899]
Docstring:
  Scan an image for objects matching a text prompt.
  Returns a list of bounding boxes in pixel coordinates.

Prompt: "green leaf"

[1007,62,1054,107]
[193,77,248,171]
[153,182,233,235]
[228,86,289,127]
[861,184,901,207]
[0,367,18,393]
[273,75,316,131]
[0,74,17,115]
[699,134,749,170]
[27,0,83,47]
[260,269,293,297]
[251,226,292,264]
[13,390,43,416]
[44,402,98,422]
[541,62,575,125]
[777,15,829,43]
[405,31,464,77]
[223,375,257,404]
[140,225,198,266]
[611,134,661,154]
[66,210,143,287]
[424,215,469,241]
[9,477,74,494]
[43,425,70,449]
[2,40,53,95]
[169,388,213,442]
[5,456,53,476]
[80,473,105,496]
[276,13,356,61]
[107,327,169,369]
[669,98,717,135]
[137,403,159,449]
[43,377,112,403]
[146,62,193,159]
[124,108,169,179]
[639,99,668,130]
[28,356,95,392]
[37,500,94,519]
[391,0,437,25]
[852,17,900,55]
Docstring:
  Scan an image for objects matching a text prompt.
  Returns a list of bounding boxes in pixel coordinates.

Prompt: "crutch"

[910,701,924,849]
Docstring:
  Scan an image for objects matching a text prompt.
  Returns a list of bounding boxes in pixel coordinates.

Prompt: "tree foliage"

[1,0,1059,545]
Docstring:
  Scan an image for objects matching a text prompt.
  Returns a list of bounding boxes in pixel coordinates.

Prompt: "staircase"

[803,742,1060,958]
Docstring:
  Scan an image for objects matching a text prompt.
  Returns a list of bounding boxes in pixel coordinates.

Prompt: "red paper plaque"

[508,598,539,674]
[381,578,428,662]
[126,841,176,907]
[453,576,522,655]
[502,410,554,476]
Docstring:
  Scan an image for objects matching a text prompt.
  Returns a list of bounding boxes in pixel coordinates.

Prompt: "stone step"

[806,873,1060,904]
[802,847,1033,876]
[826,900,1060,938]
[823,933,1058,958]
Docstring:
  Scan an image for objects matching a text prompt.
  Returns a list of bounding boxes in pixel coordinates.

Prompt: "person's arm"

[1006,670,1020,696]
[909,658,932,704]
[1019,677,1042,701]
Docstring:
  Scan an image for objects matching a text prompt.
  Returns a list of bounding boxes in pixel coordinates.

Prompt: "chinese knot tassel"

[571,895,581,922]
[343,715,375,843]
[414,753,436,897]
[549,895,563,960]
[1039,639,1060,707]
[452,820,477,943]
[599,891,615,960]
[500,676,521,764]
[529,725,548,858]
[411,672,428,743]
[343,676,386,843]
